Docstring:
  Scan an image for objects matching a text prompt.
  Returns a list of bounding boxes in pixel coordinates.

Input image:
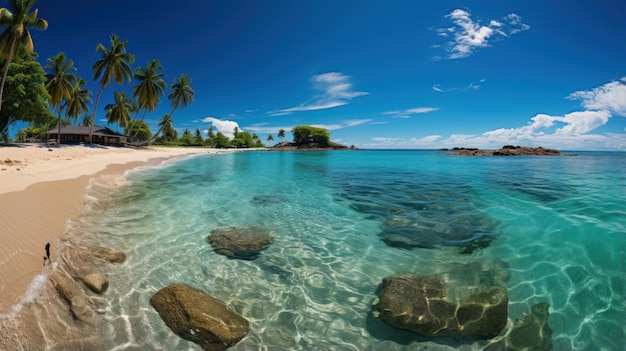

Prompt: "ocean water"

[71,150,624,350]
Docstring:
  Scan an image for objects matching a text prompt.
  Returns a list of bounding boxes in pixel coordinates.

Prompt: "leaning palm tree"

[90,34,134,143]
[134,73,194,146]
[157,113,176,142]
[104,90,133,130]
[64,77,92,125]
[267,134,274,144]
[45,52,76,143]
[130,59,165,139]
[0,0,48,112]
[278,129,285,141]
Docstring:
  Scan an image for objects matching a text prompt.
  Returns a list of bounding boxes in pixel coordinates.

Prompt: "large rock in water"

[375,275,508,338]
[150,284,249,351]
[209,226,275,260]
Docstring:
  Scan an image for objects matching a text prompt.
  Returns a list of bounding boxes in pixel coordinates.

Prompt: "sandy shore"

[0,143,216,314]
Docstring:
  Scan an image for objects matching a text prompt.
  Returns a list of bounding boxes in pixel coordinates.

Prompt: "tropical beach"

[1,0,625,350]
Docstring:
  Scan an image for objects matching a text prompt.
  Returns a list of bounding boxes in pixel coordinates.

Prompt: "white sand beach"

[0,144,216,313]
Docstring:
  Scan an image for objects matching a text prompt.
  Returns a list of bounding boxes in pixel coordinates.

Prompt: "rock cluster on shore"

[448,145,561,156]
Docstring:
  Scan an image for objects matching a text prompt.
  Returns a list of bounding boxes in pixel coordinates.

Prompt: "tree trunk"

[57,107,62,144]
[131,109,147,141]
[89,84,105,144]
[0,35,19,113]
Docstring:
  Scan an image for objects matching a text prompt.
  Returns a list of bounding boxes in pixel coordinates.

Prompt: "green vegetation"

[125,120,151,142]
[292,125,331,146]
[0,4,265,149]
[0,53,53,133]
[0,0,48,113]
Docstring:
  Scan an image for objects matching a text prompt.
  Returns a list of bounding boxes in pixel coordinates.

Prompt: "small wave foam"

[1,264,55,318]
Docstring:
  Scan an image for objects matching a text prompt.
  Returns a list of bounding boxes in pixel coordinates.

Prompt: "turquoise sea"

[73,150,624,350]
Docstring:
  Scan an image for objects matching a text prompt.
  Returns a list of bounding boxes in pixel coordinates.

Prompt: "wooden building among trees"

[44,125,126,145]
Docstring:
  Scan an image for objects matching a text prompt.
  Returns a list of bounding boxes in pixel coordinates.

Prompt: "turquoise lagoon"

[74,150,625,350]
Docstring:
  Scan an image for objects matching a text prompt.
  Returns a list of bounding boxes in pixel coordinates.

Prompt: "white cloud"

[410,135,442,145]
[201,117,241,139]
[269,72,368,116]
[384,107,439,118]
[567,77,626,116]
[553,111,611,136]
[436,9,530,59]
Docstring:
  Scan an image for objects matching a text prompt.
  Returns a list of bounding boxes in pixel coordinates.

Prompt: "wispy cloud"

[246,119,373,134]
[384,107,439,119]
[433,78,485,93]
[365,135,442,148]
[313,119,373,131]
[435,9,530,59]
[244,123,291,134]
[269,72,368,116]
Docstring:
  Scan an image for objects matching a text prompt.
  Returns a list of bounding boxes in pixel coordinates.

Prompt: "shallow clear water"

[73,150,625,350]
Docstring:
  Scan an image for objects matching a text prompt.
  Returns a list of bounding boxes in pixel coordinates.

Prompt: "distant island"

[445,145,561,156]
[270,126,357,150]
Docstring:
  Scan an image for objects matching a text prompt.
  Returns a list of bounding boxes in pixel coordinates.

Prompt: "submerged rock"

[485,303,553,351]
[209,226,275,260]
[90,246,126,263]
[375,274,508,338]
[380,206,498,252]
[82,273,109,294]
[150,284,249,351]
[251,194,288,206]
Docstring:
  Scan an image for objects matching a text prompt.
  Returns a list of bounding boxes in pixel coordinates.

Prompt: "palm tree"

[90,34,134,143]
[278,129,285,141]
[267,134,274,144]
[45,52,76,143]
[104,90,133,130]
[131,59,165,139]
[135,73,194,145]
[0,0,48,112]
[64,77,92,125]
[158,114,176,142]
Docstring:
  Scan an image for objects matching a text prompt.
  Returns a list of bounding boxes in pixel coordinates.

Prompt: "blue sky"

[14,0,626,150]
